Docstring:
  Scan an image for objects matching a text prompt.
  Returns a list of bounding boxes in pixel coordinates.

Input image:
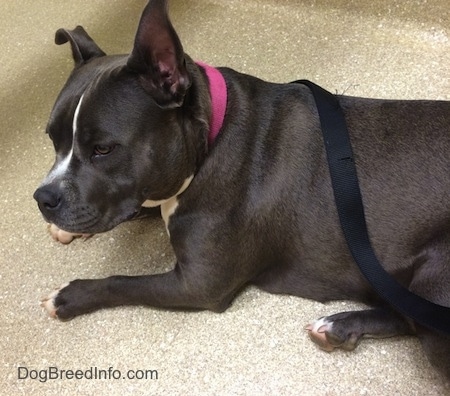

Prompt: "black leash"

[293,79,450,334]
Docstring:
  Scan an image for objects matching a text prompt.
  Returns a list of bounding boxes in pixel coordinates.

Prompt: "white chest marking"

[142,175,194,234]
[160,197,180,231]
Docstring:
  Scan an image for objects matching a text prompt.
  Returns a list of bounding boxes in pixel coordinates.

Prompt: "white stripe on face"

[44,94,84,183]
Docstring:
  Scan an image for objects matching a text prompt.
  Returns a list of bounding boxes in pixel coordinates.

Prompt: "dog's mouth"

[39,205,142,235]
[34,179,152,234]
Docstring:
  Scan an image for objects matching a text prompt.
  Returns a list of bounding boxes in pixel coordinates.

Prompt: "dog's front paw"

[41,283,70,319]
[48,224,92,244]
[305,316,360,352]
[40,280,107,320]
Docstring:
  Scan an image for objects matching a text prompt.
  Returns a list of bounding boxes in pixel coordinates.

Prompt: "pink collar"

[196,62,227,146]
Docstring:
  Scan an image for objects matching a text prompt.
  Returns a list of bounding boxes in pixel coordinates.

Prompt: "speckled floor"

[1,1,449,395]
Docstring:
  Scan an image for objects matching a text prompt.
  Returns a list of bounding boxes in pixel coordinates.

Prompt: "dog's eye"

[93,145,115,156]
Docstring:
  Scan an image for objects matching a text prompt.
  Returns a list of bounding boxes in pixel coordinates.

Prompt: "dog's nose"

[33,186,62,211]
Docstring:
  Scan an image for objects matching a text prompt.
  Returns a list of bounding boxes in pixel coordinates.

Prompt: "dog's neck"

[196,62,227,146]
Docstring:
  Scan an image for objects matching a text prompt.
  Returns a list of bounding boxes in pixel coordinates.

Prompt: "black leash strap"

[293,79,450,334]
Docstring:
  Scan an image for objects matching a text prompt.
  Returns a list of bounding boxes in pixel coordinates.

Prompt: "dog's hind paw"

[305,317,337,352]
[48,224,92,244]
[305,316,360,352]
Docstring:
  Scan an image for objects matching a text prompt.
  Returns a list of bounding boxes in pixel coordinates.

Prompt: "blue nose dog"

[34,0,450,380]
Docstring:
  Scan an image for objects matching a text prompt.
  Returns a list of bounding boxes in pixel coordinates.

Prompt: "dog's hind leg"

[306,307,415,352]
[408,234,450,380]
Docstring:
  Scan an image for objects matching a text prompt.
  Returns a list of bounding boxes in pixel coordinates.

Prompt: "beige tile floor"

[1,1,449,394]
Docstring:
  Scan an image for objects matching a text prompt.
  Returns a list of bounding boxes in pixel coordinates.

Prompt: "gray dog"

[34,0,449,379]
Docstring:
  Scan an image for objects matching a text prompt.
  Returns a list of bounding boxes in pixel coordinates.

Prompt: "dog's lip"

[44,209,140,235]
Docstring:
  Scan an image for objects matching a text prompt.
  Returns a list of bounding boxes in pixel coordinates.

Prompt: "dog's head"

[34,0,208,234]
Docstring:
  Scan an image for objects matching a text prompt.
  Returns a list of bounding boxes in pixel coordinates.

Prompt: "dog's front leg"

[41,267,234,320]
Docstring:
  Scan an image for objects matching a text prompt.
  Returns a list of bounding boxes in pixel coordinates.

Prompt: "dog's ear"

[127,0,191,108]
[55,26,106,66]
